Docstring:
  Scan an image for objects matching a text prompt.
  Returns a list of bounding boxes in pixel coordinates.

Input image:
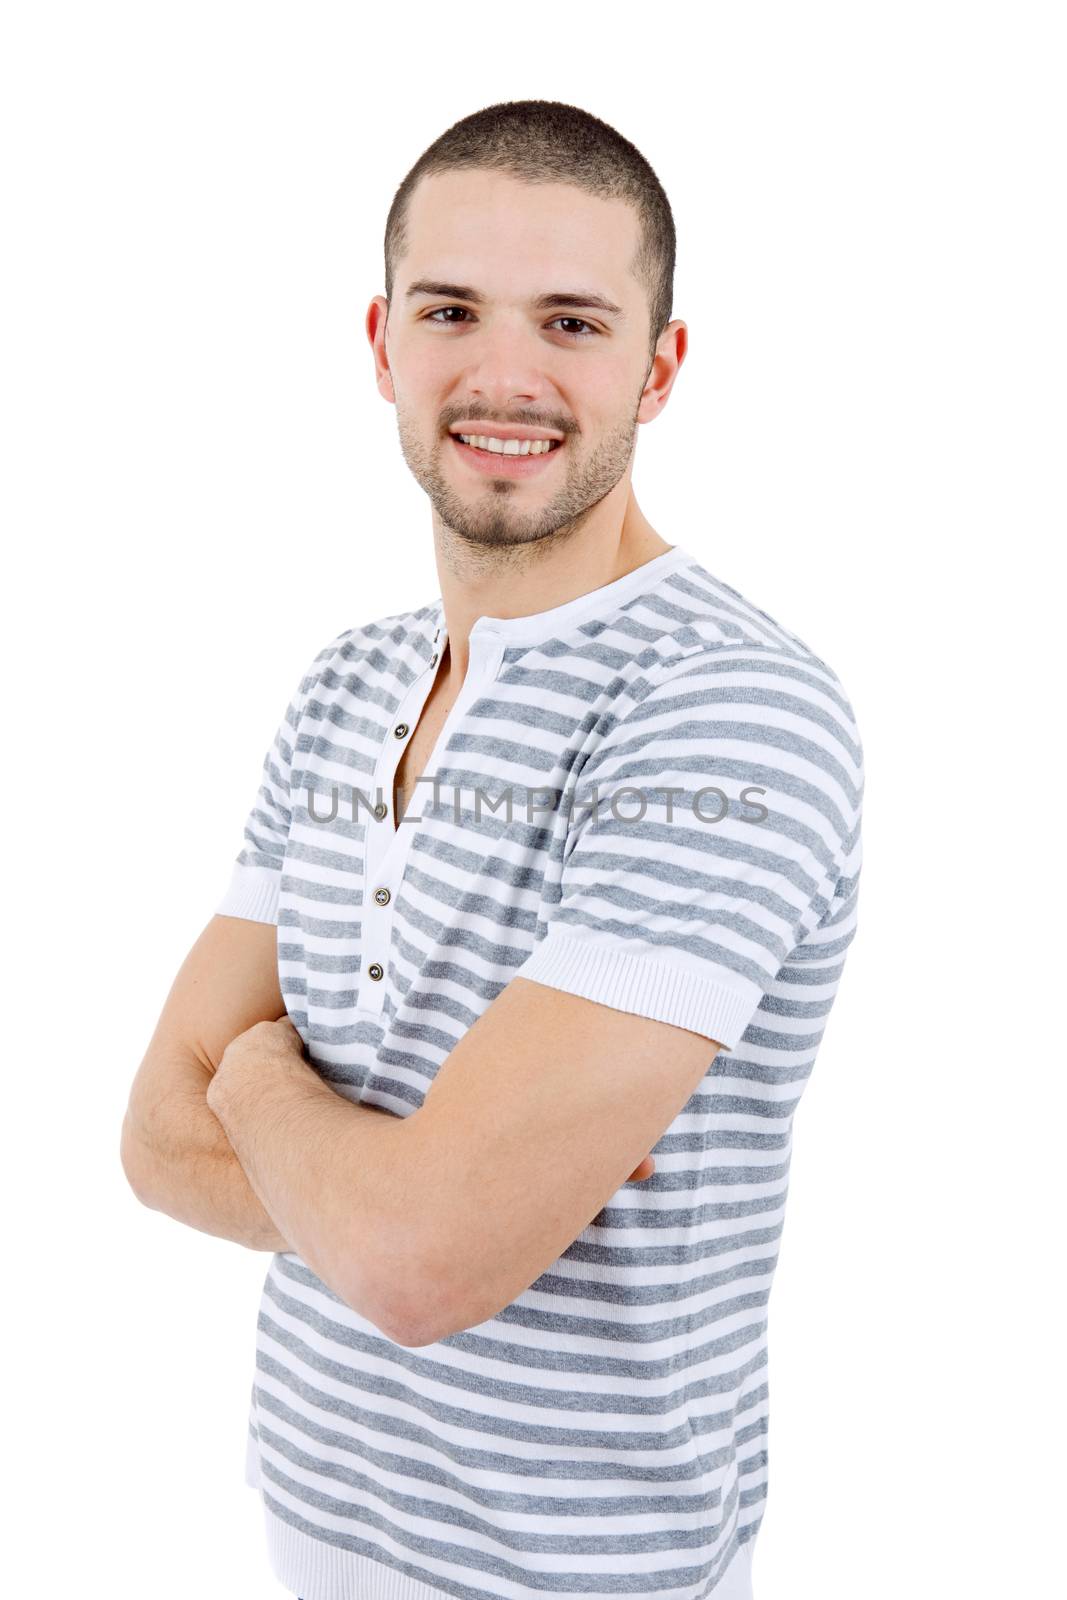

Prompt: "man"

[121,99,863,1600]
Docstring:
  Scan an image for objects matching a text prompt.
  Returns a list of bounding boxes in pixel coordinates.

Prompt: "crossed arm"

[121,912,721,1348]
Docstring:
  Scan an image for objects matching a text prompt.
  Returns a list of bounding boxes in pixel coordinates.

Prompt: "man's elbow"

[365,1234,462,1349]
[383,1318,444,1350]
[376,1257,504,1348]
[119,1109,159,1208]
[381,1303,459,1349]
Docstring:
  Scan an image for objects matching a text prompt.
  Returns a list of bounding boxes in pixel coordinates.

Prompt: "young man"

[121,100,863,1600]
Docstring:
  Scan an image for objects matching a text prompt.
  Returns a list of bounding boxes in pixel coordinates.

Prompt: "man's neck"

[432,494,672,681]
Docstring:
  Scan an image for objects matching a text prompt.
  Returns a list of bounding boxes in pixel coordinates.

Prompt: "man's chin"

[438,518,557,550]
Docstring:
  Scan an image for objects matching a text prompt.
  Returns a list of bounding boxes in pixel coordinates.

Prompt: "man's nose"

[459,320,555,412]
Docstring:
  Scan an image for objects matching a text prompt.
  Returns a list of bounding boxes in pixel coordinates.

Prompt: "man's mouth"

[449,432,566,478]
[455,433,562,458]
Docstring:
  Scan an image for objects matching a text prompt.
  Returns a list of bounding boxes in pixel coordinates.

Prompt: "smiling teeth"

[458,435,557,456]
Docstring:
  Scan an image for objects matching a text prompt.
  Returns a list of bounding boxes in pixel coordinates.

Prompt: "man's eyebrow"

[404,280,626,320]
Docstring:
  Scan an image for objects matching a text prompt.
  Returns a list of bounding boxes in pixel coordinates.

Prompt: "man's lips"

[449,434,566,479]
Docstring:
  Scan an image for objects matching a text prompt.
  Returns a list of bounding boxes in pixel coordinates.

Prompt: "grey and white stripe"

[216,543,863,1600]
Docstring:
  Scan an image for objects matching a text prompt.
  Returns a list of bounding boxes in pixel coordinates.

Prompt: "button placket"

[357,634,446,1013]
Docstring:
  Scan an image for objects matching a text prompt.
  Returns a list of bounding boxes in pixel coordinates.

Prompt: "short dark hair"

[384,99,676,372]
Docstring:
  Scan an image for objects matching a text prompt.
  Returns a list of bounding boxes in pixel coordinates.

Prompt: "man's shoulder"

[642,551,853,697]
[607,552,865,843]
[617,554,864,815]
[306,599,438,678]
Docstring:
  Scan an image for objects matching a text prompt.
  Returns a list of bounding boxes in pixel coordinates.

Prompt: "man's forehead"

[400,171,642,308]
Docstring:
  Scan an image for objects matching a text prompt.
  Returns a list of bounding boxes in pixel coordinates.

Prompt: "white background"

[3,3,1063,1596]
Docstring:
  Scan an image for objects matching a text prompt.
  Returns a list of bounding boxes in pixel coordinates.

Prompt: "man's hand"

[207,1015,306,1110]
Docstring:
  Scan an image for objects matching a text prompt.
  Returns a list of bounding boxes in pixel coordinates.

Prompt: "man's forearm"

[206,1035,419,1337]
[122,1082,295,1253]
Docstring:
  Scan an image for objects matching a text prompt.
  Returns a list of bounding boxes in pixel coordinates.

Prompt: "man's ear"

[637,317,688,426]
[366,295,395,404]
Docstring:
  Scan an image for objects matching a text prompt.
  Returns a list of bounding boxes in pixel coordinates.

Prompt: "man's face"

[377,170,659,552]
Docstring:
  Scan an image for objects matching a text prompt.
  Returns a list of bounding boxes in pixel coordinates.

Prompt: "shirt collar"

[430,543,696,648]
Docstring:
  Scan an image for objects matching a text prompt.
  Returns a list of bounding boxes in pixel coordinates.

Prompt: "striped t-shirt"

[215,541,863,1600]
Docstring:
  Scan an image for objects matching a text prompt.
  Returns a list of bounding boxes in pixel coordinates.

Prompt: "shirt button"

[373,801,388,820]
[367,963,384,981]
[373,887,390,906]
[394,722,409,738]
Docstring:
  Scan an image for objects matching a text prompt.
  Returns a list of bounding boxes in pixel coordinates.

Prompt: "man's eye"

[425,308,597,339]
[426,307,471,326]
[550,317,597,338]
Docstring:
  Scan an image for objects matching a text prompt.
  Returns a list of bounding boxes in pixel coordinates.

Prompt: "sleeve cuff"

[512,928,762,1051]
[214,861,281,925]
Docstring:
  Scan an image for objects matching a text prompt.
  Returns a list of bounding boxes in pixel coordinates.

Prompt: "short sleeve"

[513,646,864,1050]
[213,633,341,925]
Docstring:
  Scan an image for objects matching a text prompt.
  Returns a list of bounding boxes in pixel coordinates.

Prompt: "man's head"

[367,99,686,555]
